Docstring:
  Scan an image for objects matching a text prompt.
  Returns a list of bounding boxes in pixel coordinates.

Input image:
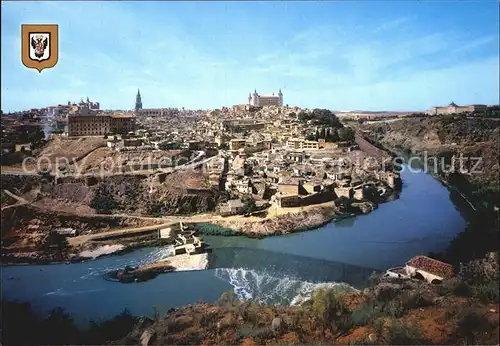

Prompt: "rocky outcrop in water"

[213,206,338,237]
[105,262,175,283]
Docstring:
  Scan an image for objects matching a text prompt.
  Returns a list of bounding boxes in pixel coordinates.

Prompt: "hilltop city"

[1,89,499,345]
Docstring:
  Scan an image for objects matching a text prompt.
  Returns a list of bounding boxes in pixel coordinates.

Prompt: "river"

[2,165,467,326]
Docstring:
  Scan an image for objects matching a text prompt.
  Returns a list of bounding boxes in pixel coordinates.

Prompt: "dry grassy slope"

[38,136,107,163]
[113,255,499,345]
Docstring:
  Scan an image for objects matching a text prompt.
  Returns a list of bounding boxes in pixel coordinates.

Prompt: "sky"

[1,1,499,112]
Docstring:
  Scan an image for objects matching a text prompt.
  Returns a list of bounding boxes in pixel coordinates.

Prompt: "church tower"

[278,88,283,107]
[252,89,259,106]
[135,89,143,114]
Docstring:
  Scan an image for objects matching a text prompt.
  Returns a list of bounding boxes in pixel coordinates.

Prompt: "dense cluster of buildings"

[215,142,401,215]
[161,102,401,215]
[2,89,407,218]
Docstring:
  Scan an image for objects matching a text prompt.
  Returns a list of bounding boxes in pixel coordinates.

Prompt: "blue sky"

[1,1,499,112]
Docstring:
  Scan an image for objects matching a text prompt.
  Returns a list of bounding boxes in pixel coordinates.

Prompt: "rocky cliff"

[362,116,499,195]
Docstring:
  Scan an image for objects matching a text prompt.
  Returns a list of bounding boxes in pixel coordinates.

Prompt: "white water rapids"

[214,267,357,306]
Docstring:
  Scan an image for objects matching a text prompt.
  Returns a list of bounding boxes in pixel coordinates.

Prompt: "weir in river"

[2,165,467,325]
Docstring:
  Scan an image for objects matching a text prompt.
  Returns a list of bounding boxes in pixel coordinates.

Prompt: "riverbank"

[214,204,342,237]
[2,165,472,335]
[0,236,166,266]
[211,196,395,238]
[357,122,500,266]
[1,189,394,266]
[432,174,477,212]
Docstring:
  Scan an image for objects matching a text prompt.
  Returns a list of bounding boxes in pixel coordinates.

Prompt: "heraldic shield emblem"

[21,24,59,73]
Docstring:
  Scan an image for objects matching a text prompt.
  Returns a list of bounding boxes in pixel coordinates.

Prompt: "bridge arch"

[413,271,426,282]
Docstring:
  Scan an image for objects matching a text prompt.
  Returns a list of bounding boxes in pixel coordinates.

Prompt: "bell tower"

[135,89,143,114]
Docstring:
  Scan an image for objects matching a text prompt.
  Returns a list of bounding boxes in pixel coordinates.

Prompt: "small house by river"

[405,255,454,284]
[385,255,454,284]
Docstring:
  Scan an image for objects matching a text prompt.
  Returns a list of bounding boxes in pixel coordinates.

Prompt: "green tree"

[297,109,343,128]
[328,128,339,142]
[298,111,311,122]
[90,184,118,214]
[158,141,182,150]
[42,232,68,251]
[338,127,355,142]
[312,288,349,337]
[41,307,80,345]
[240,198,257,215]
[18,125,45,149]
[320,127,326,139]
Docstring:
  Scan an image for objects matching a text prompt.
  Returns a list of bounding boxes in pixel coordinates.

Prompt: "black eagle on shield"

[31,35,49,58]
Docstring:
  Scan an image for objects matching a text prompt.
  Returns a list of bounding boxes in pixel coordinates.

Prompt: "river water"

[2,165,466,326]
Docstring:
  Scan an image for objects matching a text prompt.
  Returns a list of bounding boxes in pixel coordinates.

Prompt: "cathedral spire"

[135,89,143,113]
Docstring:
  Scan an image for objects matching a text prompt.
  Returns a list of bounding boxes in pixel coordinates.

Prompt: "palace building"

[428,102,487,115]
[248,89,283,107]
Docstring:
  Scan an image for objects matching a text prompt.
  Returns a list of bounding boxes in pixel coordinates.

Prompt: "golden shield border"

[21,24,59,73]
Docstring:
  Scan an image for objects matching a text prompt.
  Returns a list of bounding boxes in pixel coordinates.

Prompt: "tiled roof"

[407,255,454,279]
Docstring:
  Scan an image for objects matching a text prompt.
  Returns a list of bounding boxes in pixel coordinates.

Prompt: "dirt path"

[354,129,390,159]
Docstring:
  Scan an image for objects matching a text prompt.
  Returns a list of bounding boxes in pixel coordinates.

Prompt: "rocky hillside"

[144,171,216,216]
[361,116,499,195]
[1,172,216,216]
[2,253,498,345]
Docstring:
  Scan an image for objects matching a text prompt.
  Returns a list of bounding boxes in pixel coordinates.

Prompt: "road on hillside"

[353,129,390,159]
